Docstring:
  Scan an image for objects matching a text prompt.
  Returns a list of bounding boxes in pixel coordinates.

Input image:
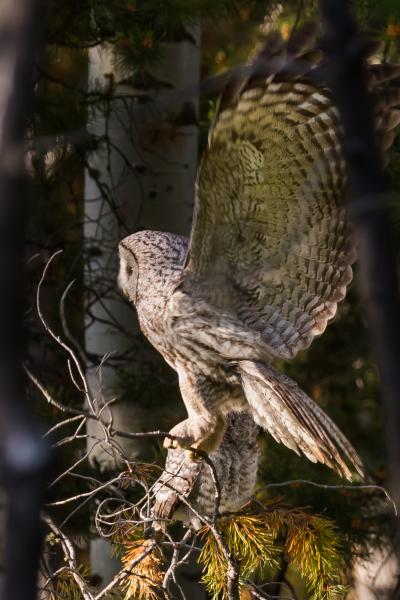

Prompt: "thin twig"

[43,514,95,600]
[264,479,398,516]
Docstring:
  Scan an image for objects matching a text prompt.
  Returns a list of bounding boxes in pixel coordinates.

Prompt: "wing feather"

[240,360,364,480]
[179,36,400,360]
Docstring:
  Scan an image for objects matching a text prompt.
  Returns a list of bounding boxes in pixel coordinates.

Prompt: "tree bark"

[84,30,201,585]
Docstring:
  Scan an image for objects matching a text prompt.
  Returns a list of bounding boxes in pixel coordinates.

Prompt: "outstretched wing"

[179,36,400,360]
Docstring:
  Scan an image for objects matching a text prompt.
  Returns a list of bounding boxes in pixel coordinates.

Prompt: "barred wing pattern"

[180,46,400,360]
[239,360,363,479]
[119,35,400,489]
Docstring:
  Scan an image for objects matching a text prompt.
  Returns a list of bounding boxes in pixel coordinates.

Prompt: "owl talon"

[188,449,199,461]
[163,437,179,449]
[162,437,198,459]
[164,414,226,453]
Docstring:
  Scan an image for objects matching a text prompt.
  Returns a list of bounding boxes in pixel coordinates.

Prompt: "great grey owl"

[118,33,400,492]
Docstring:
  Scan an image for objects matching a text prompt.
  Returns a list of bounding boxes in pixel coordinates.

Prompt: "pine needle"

[225,515,279,578]
[198,526,228,599]
[53,565,90,600]
[262,508,347,600]
[198,507,346,600]
[199,515,280,599]
[122,539,163,600]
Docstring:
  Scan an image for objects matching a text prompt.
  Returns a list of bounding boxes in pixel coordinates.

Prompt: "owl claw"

[164,415,226,453]
[188,449,200,461]
[162,437,202,462]
[163,436,179,449]
[163,435,195,451]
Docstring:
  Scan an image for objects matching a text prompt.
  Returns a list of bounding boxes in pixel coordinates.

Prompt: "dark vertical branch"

[266,556,288,598]
[319,0,400,524]
[0,1,50,599]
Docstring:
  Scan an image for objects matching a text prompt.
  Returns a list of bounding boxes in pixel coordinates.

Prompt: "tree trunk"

[0,1,49,599]
[84,30,200,585]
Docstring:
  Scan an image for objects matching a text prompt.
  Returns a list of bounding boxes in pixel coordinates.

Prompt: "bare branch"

[43,514,95,600]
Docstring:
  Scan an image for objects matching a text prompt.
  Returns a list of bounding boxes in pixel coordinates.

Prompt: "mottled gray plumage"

[118,33,400,506]
[151,412,260,529]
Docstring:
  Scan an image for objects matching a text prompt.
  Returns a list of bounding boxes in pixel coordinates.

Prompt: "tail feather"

[239,360,364,481]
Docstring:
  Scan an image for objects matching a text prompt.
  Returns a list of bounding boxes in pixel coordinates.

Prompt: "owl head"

[118,230,188,306]
[118,235,140,304]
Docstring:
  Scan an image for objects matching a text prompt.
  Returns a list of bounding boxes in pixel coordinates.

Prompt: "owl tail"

[239,360,364,481]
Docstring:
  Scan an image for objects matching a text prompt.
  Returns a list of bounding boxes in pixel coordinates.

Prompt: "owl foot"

[164,414,226,454]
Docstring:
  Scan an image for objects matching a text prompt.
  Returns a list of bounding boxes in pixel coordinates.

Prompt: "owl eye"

[126,265,133,277]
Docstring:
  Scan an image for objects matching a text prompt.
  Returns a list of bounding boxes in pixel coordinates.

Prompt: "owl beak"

[123,287,129,297]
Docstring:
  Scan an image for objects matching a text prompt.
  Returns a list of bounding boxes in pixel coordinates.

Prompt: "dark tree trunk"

[320,1,400,596]
[0,1,50,598]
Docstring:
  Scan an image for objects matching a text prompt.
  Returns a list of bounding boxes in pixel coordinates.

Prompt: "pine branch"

[198,507,346,600]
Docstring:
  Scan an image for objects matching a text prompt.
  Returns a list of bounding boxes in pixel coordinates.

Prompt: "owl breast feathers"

[119,30,400,513]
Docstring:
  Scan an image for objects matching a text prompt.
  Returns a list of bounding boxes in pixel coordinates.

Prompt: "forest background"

[23,0,400,598]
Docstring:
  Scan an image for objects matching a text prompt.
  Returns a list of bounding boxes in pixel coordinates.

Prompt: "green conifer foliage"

[199,507,346,600]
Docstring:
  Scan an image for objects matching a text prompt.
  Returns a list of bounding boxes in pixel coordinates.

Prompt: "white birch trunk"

[84,32,200,585]
[347,545,400,599]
